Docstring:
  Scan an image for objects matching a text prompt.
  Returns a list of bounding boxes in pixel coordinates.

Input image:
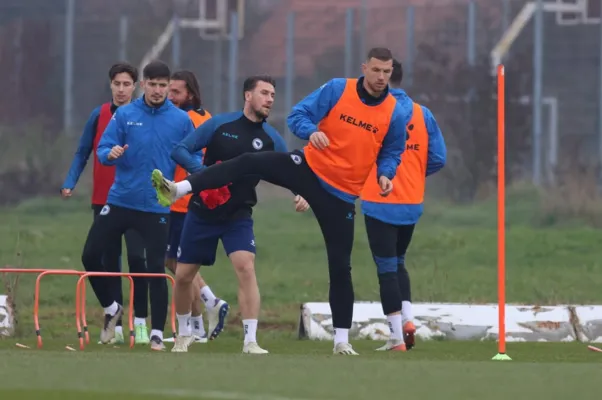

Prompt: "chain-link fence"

[1,0,601,207]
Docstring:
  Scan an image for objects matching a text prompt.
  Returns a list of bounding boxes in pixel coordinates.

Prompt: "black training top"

[172,110,288,221]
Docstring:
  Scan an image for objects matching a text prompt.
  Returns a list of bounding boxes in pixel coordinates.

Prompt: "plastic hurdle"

[33,269,87,348]
[76,272,177,350]
[1,267,84,348]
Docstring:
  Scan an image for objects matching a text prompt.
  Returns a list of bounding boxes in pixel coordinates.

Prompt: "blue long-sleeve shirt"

[62,105,104,190]
[287,77,412,203]
[362,89,447,226]
[97,97,195,214]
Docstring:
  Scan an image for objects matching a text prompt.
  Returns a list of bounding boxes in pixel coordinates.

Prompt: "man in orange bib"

[167,70,228,343]
[151,47,413,355]
[361,59,446,352]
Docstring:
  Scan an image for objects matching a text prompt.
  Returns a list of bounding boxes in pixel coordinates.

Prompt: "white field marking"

[4,386,324,400]
[149,388,322,400]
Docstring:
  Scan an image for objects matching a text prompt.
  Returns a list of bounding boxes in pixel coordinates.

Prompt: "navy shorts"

[166,211,187,259]
[178,212,256,266]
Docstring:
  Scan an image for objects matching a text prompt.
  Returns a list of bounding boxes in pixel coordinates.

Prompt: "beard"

[253,107,269,120]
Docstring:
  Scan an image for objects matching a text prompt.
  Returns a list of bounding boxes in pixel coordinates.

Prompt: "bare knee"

[230,251,256,280]
[175,263,198,284]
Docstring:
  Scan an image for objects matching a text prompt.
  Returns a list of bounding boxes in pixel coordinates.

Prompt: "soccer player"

[61,62,150,345]
[167,70,229,342]
[152,47,412,355]
[360,59,446,351]
[156,75,308,354]
[81,60,195,351]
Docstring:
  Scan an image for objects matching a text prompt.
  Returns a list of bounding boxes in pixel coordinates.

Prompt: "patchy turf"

[2,186,601,399]
[0,339,601,400]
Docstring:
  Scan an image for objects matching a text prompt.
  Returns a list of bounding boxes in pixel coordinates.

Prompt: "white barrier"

[0,295,14,337]
[298,302,602,343]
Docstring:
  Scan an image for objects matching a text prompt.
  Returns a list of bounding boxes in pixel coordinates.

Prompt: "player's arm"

[186,118,205,169]
[61,107,100,190]
[375,103,411,180]
[286,78,346,140]
[264,124,289,153]
[97,109,126,166]
[422,106,447,176]
[171,116,219,174]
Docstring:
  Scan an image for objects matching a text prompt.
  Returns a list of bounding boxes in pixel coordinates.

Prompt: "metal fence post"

[406,6,415,87]
[284,12,295,144]
[64,0,75,134]
[344,8,354,78]
[228,12,239,112]
[533,0,544,186]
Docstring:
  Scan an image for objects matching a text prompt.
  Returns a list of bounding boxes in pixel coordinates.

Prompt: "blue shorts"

[178,212,256,266]
[166,211,187,259]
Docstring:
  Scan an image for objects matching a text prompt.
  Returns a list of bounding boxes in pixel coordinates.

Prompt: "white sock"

[115,326,123,335]
[191,315,205,336]
[200,286,217,308]
[175,180,192,199]
[387,313,403,341]
[134,317,146,327]
[243,319,258,344]
[402,301,413,322]
[103,302,119,316]
[177,312,192,336]
[334,328,349,345]
[150,329,163,341]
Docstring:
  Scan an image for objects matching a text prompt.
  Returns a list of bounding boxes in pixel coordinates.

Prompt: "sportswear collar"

[137,96,171,113]
[241,110,266,126]
[356,76,389,106]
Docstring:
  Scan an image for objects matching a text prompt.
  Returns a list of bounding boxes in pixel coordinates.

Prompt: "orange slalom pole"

[493,64,511,361]
[33,269,85,348]
[76,273,135,350]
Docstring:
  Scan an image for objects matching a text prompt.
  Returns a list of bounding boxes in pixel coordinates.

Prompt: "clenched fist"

[309,131,329,150]
[108,144,129,160]
[294,195,309,212]
[378,176,393,197]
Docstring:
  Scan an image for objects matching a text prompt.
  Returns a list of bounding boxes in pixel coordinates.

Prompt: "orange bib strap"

[361,103,429,204]
[171,109,212,212]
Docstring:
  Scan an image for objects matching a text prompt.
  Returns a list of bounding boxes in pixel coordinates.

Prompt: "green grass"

[2,186,602,399]
[0,338,601,400]
[2,186,602,339]
[0,186,602,336]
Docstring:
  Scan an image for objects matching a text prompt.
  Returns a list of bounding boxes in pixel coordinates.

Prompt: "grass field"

[1,339,601,400]
[1,185,602,399]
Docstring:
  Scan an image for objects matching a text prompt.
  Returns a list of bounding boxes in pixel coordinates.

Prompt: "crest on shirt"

[252,138,263,150]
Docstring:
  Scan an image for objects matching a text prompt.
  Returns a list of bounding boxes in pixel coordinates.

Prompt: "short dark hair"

[366,47,393,62]
[242,75,276,100]
[171,70,203,109]
[108,62,138,83]
[390,58,403,86]
[143,60,170,81]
